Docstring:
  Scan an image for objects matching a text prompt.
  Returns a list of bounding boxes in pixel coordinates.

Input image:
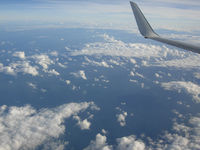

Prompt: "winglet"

[129,1,200,54]
[130,1,158,38]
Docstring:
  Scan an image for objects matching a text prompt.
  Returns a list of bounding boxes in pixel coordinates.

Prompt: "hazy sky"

[0,0,200,32]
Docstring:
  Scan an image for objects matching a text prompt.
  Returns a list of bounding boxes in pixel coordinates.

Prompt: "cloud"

[84,57,111,68]
[0,102,98,150]
[0,61,39,76]
[84,112,200,150]
[161,81,200,103]
[194,72,200,79]
[46,69,60,76]
[116,111,127,127]
[154,55,200,69]
[71,34,200,70]
[0,52,61,76]
[116,135,145,150]
[31,53,60,76]
[12,61,39,76]
[27,82,37,89]
[65,80,71,85]
[32,54,54,70]
[83,133,112,150]
[50,51,58,57]
[101,129,107,135]
[71,35,165,59]
[0,63,16,75]
[71,70,87,80]
[73,115,91,130]
[13,51,26,59]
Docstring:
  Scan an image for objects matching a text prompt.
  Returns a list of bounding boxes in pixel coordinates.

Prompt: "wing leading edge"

[130,1,200,54]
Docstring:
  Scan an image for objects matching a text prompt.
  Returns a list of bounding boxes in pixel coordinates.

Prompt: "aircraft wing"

[130,1,200,54]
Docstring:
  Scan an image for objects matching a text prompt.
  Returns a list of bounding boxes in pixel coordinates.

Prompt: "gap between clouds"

[84,112,200,150]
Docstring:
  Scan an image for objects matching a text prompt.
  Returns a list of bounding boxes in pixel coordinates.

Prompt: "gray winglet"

[130,1,200,54]
[130,1,158,38]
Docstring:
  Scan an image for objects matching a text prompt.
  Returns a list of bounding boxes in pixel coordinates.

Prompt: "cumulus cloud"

[116,111,128,127]
[84,112,200,150]
[27,82,37,89]
[0,102,98,150]
[0,61,39,76]
[65,80,71,85]
[32,54,60,76]
[194,72,200,79]
[71,35,165,59]
[71,70,87,80]
[13,51,26,59]
[154,55,200,69]
[116,135,145,150]
[101,129,107,135]
[0,63,16,75]
[84,133,112,150]
[0,51,62,76]
[50,51,58,57]
[161,81,200,103]
[12,61,39,76]
[159,113,200,150]
[32,54,54,70]
[45,69,60,76]
[84,57,111,68]
[84,134,145,150]
[73,115,91,130]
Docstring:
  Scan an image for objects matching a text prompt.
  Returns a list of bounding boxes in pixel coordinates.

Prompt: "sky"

[0,0,200,32]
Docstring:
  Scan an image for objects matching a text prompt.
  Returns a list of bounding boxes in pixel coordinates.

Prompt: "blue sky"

[0,0,200,32]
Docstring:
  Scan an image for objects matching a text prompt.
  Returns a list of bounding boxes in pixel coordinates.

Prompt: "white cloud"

[16,61,39,76]
[84,57,111,68]
[84,134,145,150]
[0,63,16,75]
[116,135,145,150]
[71,35,165,59]
[0,61,39,76]
[194,72,200,79]
[32,54,54,70]
[27,82,37,89]
[101,129,107,135]
[0,102,98,150]
[73,115,91,130]
[135,72,145,79]
[130,71,135,77]
[71,70,87,80]
[65,80,71,85]
[50,51,58,57]
[45,69,60,76]
[155,73,161,78]
[71,34,200,70]
[13,51,26,59]
[84,112,200,150]
[83,133,112,150]
[130,58,137,64]
[116,111,127,127]
[31,54,60,76]
[161,81,200,103]
[58,62,67,68]
[154,55,200,69]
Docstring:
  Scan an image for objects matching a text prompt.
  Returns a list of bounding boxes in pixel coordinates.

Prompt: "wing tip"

[130,1,137,7]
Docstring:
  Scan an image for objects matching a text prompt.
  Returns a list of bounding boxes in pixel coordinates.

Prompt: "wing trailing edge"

[130,1,200,54]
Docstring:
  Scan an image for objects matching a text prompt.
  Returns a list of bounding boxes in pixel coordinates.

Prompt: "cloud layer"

[72,34,200,70]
